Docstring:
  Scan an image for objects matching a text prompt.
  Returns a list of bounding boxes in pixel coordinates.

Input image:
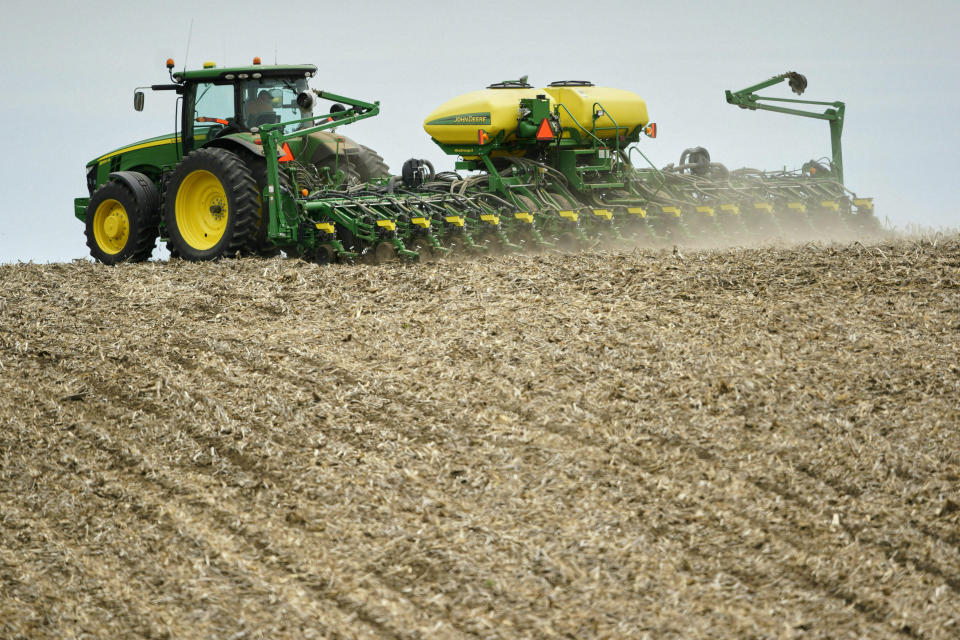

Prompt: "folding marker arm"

[725,72,846,184]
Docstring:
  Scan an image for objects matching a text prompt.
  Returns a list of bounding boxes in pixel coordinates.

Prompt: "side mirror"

[134,91,144,112]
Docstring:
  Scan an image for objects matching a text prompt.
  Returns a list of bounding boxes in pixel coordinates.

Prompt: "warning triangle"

[535,118,554,141]
[278,142,294,162]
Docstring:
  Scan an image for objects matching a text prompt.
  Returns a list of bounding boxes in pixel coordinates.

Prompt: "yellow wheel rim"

[92,198,130,254]
[175,170,228,250]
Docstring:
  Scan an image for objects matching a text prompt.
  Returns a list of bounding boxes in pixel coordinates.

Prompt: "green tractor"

[75,57,389,264]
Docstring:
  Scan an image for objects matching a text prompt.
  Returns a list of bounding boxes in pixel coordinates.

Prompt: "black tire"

[85,180,159,264]
[355,145,391,182]
[341,164,363,186]
[163,148,259,260]
[243,154,290,257]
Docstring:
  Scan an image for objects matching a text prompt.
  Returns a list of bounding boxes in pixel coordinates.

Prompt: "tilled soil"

[1,237,958,639]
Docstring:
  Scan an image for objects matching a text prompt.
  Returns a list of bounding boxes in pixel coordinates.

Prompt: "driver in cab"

[245,90,279,127]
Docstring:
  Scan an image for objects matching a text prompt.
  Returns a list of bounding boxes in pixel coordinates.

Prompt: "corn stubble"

[1,236,958,639]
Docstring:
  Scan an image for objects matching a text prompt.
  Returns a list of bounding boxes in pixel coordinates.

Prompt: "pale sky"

[1,0,956,262]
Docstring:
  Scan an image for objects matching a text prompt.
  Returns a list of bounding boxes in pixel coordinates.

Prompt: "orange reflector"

[253,56,262,65]
[301,189,309,197]
[253,139,262,145]
[478,129,490,145]
[197,117,230,126]
[278,143,294,162]
[644,123,657,139]
[536,118,554,141]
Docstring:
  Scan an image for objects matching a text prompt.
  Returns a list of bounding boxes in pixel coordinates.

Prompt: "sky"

[1,0,957,262]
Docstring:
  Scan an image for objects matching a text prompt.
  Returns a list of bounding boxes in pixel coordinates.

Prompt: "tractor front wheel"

[164,148,259,260]
[85,180,159,264]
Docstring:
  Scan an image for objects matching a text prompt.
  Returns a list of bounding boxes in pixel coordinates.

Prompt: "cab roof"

[172,64,318,83]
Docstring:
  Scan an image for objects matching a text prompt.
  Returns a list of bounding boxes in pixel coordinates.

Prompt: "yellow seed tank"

[423,87,543,144]
[543,85,649,139]
[423,83,649,145]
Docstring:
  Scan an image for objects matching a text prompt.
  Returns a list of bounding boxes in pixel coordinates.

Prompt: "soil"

[1,236,959,639]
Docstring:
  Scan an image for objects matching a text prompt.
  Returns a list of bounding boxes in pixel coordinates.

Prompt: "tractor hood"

[86,133,182,169]
[86,126,229,168]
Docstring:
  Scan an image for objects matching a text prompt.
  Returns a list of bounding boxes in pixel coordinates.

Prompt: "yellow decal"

[480,214,500,225]
[97,137,180,164]
[376,219,397,231]
[411,217,430,228]
[627,207,646,218]
[558,210,579,222]
[514,212,534,223]
[444,216,465,227]
[661,206,682,216]
[315,222,335,234]
[592,208,612,220]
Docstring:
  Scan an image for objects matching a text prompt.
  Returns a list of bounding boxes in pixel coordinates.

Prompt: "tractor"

[75,57,388,264]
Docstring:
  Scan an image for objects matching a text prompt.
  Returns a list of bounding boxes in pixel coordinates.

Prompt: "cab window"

[241,78,309,133]
[194,82,236,122]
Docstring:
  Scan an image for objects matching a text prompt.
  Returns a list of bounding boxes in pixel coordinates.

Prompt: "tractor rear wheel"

[355,145,390,182]
[164,148,259,260]
[243,155,290,257]
[85,180,159,264]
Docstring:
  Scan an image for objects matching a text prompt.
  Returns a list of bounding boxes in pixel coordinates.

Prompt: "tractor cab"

[168,60,317,153]
[127,59,322,159]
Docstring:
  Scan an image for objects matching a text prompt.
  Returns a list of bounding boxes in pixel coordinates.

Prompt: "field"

[1,236,958,639]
